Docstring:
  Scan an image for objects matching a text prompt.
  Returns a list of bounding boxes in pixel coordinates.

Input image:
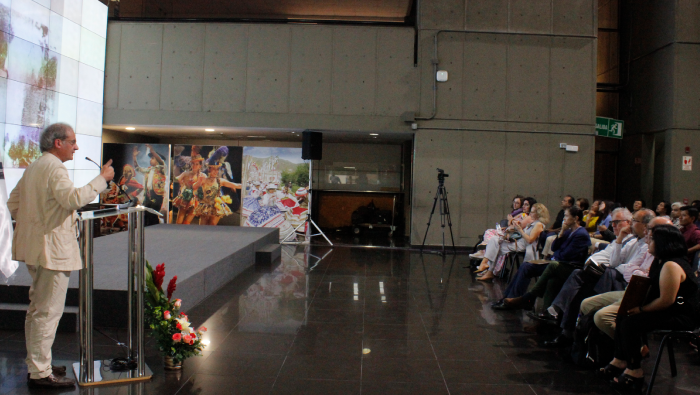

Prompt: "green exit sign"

[596,117,624,139]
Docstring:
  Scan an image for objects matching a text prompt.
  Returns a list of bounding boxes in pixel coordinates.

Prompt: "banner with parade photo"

[240,147,309,242]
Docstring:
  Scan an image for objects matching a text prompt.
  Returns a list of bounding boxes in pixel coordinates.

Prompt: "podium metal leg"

[135,210,146,376]
[78,219,94,384]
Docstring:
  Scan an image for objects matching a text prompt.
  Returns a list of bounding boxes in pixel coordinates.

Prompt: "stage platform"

[0,224,279,331]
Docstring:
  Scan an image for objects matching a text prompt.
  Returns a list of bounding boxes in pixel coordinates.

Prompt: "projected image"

[0,0,107,191]
[3,124,40,168]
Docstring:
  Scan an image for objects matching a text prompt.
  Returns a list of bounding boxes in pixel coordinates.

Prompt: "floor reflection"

[0,246,698,394]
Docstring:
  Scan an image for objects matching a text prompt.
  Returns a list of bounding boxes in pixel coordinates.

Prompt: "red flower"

[183,334,192,344]
[176,322,182,330]
[167,276,177,301]
[153,263,166,290]
[172,333,182,342]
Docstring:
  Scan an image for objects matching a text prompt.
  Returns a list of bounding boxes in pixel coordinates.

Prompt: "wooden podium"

[72,205,161,386]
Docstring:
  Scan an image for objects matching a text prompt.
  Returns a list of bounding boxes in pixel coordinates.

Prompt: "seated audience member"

[493,206,591,310]
[671,202,682,227]
[471,196,532,259]
[582,200,601,233]
[591,200,615,246]
[693,200,700,227]
[655,200,671,219]
[632,199,645,213]
[600,225,698,391]
[679,206,700,262]
[577,198,590,212]
[543,214,668,347]
[475,203,549,282]
[541,196,576,257]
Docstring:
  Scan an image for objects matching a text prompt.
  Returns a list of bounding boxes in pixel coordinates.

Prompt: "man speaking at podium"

[7,123,114,388]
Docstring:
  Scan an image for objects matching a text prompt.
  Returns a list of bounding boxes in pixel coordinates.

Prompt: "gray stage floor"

[7,225,278,309]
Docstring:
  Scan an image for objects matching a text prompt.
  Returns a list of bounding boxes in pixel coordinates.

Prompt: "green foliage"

[280,163,310,188]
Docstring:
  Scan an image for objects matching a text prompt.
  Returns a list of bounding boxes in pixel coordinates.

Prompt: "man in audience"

[679,206,700,262]
[671,202,682,227]
[543,213,666,347]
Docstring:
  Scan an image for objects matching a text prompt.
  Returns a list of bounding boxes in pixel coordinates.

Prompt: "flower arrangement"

[145,262,207,365]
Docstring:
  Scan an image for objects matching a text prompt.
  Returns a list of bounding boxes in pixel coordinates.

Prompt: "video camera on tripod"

[436,168,449,183]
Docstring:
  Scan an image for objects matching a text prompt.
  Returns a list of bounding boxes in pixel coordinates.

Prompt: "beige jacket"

[7,153,107,271]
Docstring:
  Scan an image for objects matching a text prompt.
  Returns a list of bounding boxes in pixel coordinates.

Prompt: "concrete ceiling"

[118,0,414,23]
[103,125,413,144]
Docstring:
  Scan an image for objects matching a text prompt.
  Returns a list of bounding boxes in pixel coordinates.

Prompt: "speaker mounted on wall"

[302,131,323,160]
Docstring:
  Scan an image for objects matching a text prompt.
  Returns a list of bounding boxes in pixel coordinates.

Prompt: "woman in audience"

[600,225,698,391]
[592,200,614,240]
[655,200,671,219]
[583,200,601,233]
[577,198,590,212]
[471,196,534,259]
[475,203,548,282]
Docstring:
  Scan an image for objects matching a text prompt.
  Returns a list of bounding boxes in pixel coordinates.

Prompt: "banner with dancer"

[99,143,171,235]
[240,147,308,242]
[170,145,243,226]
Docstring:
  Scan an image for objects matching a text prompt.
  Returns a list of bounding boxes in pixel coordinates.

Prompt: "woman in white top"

[476,203,549,282]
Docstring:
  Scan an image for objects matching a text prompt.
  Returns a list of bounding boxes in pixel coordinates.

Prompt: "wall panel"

[160,24,205,111]
[509,0,552,34]
[465,0,508,31]
[550,37,595,124]
[104,23,121,109]
[117,24,162,110]
[462,34,507,120]
[376,28,419,116]
[246,25,291,113]
[506,36,550,122]
[553,0,594,36]
[674,45,700,129]
[435,33,464,119]
[202,24,249,113]
[421,0,465,30]
[331,28,377,115]
[290,26,333,114]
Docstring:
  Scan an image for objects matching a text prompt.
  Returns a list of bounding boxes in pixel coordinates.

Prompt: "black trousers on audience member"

[614,309,695,370]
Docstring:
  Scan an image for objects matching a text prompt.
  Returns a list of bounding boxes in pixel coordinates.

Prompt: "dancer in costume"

[173,153,206,224]
[194,160,241,225]
[133,144,166,225]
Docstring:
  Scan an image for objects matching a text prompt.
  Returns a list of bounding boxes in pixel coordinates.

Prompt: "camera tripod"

[420,169,456,255]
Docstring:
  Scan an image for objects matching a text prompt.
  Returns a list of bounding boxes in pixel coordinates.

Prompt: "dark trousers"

[615,309,695,369]
[143,193,164,226]
[526,261,577,308]
[504,262,548,299]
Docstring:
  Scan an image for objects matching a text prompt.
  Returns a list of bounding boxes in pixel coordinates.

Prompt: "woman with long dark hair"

[600,225,698,391]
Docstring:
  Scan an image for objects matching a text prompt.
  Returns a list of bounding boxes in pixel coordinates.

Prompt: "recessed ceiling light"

[205,128,215,132]
[247,136,265,138]
[125,127,135,130]
[370,133,379,136]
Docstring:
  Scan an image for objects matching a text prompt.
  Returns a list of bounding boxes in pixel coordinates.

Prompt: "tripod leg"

[441,189,457,254]
[421,189,442,252]
[309,218,334,246]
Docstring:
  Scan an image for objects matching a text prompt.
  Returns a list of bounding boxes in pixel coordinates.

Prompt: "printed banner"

[240,147,309,242]
[100,143,171,235]
[170,145,243,226]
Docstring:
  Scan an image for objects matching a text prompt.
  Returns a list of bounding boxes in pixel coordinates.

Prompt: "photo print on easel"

[240,147,308,242]
[100,143,171,235]
[170,145,243,226]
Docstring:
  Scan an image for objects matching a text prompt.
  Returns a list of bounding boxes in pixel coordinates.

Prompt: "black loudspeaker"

[302,131,322,160]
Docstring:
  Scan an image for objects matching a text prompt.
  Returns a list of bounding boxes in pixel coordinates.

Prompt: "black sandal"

[611,373,645,392]
[598,364,624,380]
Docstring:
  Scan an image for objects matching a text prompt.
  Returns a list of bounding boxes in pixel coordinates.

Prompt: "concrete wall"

[102,0,599,247]
[103,23,418,133]
[617,0,700,206]
[412,0,597,245]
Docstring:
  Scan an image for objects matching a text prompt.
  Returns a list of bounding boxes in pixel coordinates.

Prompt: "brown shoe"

[503,296,533,310]
[28,373,75,388]
[27,365,67,381]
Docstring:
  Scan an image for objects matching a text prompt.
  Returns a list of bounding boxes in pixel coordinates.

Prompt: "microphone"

[85,157,101,168]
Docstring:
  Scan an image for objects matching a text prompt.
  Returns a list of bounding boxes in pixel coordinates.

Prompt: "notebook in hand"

[616,275,652,322]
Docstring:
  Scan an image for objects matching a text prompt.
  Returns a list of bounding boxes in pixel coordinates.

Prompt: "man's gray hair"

[672,202,682,209]
[612,207,633,221]
[638,208,656,224]
[39,123,73,152]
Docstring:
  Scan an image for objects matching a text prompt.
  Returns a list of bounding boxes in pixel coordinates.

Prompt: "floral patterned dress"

[193,178,233,217]
[173,171,206,210]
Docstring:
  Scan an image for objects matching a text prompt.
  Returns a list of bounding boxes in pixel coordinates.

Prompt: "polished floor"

[1,246,699,394]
